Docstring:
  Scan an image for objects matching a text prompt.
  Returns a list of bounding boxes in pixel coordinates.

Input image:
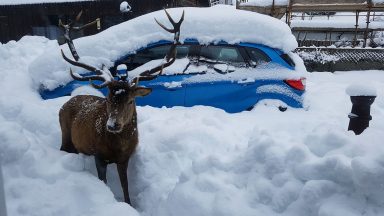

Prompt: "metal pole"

[353,11,360,47]
[363,6,372,48]
[0,163,7,216]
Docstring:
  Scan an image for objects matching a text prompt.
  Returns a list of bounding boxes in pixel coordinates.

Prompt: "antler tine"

[59,19,64,28]
[61,50,100,74]
[63,50,113,88]
[132,10,184,85]
[90,80,110,89]
[69,68,105,82]
[75,10,83,23]
[131,77,140,87]
[154,9,184,34]
[154,18,173,33]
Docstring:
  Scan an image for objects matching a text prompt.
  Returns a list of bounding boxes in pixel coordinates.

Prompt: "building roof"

[0,0,95,6]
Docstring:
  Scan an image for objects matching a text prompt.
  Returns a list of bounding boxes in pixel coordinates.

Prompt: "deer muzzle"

[106,116,122,133]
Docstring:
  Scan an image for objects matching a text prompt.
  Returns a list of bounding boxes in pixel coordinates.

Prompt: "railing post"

[353,11,360,47]
[363,3,372,48]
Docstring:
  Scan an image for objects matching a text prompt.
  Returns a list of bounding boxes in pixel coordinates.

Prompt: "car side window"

[200,45,245,63]
[244,47,271,66]
[121,44,191,70]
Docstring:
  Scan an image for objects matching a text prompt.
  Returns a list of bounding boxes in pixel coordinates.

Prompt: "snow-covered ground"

[1,34,384,216]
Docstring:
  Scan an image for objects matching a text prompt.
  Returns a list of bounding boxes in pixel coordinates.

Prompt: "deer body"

[58,9,184,206]
[60,89,148,204]
[60,95,138,162]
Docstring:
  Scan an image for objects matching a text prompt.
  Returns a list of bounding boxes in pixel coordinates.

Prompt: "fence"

[295,47,384,72]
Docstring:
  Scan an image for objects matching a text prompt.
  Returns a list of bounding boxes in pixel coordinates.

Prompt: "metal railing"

[295,47,384,71]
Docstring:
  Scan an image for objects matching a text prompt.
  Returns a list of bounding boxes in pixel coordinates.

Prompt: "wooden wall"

[0,0,207,43]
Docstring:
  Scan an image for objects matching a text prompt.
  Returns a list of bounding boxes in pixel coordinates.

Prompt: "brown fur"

[59,81,151,204]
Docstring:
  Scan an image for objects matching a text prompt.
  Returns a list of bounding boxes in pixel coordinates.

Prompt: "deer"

[59,9,184,205]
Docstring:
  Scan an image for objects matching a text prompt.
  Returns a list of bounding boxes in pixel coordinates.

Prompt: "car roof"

[30,5,300,90]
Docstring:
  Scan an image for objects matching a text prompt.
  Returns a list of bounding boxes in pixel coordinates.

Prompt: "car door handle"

[238,79,255,86]
[164,82,183,90]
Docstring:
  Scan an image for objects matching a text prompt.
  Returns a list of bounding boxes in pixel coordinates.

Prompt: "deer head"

[61,9,184,133]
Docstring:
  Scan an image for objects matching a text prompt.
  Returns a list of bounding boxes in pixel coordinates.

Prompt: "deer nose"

[107,118,121,132]
[107,124,117,131]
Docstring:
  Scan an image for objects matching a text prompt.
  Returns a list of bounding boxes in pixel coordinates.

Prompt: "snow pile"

[0,36,139,216]
[346,84,377,96]
[296,50,340,64]
[2,38,384,216]
[30,5,297,90]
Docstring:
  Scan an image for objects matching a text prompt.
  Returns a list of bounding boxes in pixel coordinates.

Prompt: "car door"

[185,45,253,113]
[116,43,194,108]
[184,45,271,113]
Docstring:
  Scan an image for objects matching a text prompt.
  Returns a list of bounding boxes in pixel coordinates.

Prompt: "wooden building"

[0,0,209,43]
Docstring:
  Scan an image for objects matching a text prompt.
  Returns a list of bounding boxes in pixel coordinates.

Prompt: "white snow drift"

[1,6,384,216]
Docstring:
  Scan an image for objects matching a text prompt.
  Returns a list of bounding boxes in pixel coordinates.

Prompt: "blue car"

[40,39,305,113]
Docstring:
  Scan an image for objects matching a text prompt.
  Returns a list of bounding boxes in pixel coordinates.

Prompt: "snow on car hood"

[29,5,298,91]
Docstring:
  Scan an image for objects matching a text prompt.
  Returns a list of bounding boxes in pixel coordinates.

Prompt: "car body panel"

[40,40,305,113]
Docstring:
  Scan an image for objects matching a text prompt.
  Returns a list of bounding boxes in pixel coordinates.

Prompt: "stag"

[59,9,184,205]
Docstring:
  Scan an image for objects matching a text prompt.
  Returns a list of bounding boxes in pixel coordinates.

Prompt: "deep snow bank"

[0,36,139,216]
[2,36,384,216]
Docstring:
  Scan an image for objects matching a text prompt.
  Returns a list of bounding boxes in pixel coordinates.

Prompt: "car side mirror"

[213,64,235,74]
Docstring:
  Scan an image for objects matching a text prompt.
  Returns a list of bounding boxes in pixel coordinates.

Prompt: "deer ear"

[134,87,152,97]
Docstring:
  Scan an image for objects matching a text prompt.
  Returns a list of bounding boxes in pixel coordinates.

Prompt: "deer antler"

[60,9,184,90]
[59,10,100,61]
[61,50,114,89]
[132,9,184,82]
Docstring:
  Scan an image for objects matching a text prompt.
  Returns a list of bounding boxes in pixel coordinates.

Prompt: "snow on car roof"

[29,5,298,90]
[74,5,297,53]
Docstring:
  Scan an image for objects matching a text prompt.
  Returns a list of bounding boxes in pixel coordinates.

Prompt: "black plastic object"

[348,96,376,135]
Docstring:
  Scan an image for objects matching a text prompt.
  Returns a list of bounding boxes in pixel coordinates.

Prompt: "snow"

[120,1,131,13]
[127,58,306,84]
[0,0,93,5]
[2,27,384,216]
[346,84,377,96]
[30,5,297,91]
[291,19,384,30]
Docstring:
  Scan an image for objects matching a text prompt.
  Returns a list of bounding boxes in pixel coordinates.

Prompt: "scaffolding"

[237,0,384,47]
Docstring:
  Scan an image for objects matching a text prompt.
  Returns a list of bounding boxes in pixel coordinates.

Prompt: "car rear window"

[244,47,271,65]
[200,46,245,63]
[280,53,296,67]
